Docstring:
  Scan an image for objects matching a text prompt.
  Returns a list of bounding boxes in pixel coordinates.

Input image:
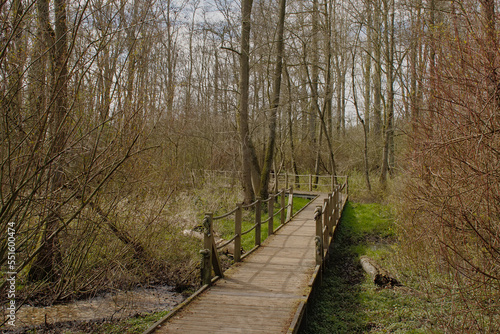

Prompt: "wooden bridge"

[144,174,348,334]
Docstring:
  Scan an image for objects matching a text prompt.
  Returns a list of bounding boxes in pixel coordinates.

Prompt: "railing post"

[234,204,242,262]
[346,176,349,198]
[329,194,335,234]
[331,174,335,193]
[273,172,278,193]
[280,190,286,226]
[314,206,323,266]
[286,186,294,221]
[268,195,274,237]
[285,172,289,190]
[201,213,213,286]
[323,198,329,248]
[309,174,313,192]
[335,185,340,224]
[255,198,261,246]
[332,186,338,225]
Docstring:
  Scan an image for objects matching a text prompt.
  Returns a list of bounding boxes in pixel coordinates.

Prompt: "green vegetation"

[300,202,436,334]
[214,196,311,251]
[71,196,312,334]
[93,311,169,334]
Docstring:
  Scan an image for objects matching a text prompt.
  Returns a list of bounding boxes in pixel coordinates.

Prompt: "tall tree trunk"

[481,0,499,107]
[260,0,286,200]
[324,0,334,168]
[372,0,382,136]
[409,0,422,124]
[166,0,175,117]
[380,0,395,187]
[29,0,68,282]
[238,0,259,204]
[6,0,24,120]
[310,0,320,172]
[427,0,439,125]
[363,0,372,134]
[284,63,299,186]
[352,50,371,191]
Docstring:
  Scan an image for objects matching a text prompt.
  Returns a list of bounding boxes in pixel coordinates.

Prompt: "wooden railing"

[199,173,348,286]
[271,172,348,194]
[200,187,294,285]
[313,182,346,266]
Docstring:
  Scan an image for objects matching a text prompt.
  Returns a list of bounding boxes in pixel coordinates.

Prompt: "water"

[1,286,184,330]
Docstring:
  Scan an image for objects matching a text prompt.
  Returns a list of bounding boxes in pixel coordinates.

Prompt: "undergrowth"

[7,188,313,333]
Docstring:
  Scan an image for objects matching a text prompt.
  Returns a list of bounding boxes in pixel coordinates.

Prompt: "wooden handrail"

[313,178,348,271]
[200,187,292,285]
[271,172,348,193]
[199,174,348,286]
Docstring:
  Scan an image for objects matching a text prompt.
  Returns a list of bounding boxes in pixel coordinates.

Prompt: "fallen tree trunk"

[360,255,400,287]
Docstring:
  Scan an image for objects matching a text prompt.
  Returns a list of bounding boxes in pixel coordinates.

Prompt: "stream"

[1,285,184,331]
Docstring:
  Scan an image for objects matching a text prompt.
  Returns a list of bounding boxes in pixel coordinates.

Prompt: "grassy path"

[300,202,434,334]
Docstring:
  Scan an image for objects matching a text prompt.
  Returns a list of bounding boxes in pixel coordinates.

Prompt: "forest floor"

[299,202,439,334]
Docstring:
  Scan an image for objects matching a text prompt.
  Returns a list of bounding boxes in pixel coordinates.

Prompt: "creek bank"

[1,285,185,333]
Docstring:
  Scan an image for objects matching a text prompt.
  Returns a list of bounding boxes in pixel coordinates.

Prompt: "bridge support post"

[235,204,242,262]
[329,194,335,234]
[280,190,286,226]
[255,198,261,246]
[337,185,342,221]
[268,195,274,236]
[201,213,213,286]
[309,174,313,192]
[333,186,339,225]
[323,198,330,250]
[201,213,223,286]
[286,186,293,221]
[315,206,324,266]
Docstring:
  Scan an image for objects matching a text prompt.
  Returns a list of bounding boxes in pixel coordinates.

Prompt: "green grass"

[214,196,310,252]
[94,311,169,334]
[300,202,438,334]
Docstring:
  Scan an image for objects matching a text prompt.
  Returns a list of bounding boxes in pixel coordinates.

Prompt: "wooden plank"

[149,193,337,334]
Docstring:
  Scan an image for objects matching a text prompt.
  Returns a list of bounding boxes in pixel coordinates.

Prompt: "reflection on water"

[1,286,184,330]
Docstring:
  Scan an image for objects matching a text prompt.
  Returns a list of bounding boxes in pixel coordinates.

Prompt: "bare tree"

[259,0,287,199]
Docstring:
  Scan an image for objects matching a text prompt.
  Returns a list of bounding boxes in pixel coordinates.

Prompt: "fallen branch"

[360,256,401,287]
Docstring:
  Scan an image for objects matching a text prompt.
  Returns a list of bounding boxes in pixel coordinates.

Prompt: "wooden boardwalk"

[146,191,346,334]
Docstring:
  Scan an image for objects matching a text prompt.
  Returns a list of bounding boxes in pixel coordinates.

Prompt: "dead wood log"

[360,255,400,287]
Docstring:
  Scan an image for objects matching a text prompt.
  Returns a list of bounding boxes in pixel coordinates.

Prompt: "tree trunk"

[360,256,400,287]
[363,0,372,134]
[481,0,499,107]
[310,0,320,170]
[29,0,68,282]
[380,0,395,187]
[352,50,371,191]
[373,0,382,137]
[260,0,286,200]
[238,0,259,204]
[284,63,300,185]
